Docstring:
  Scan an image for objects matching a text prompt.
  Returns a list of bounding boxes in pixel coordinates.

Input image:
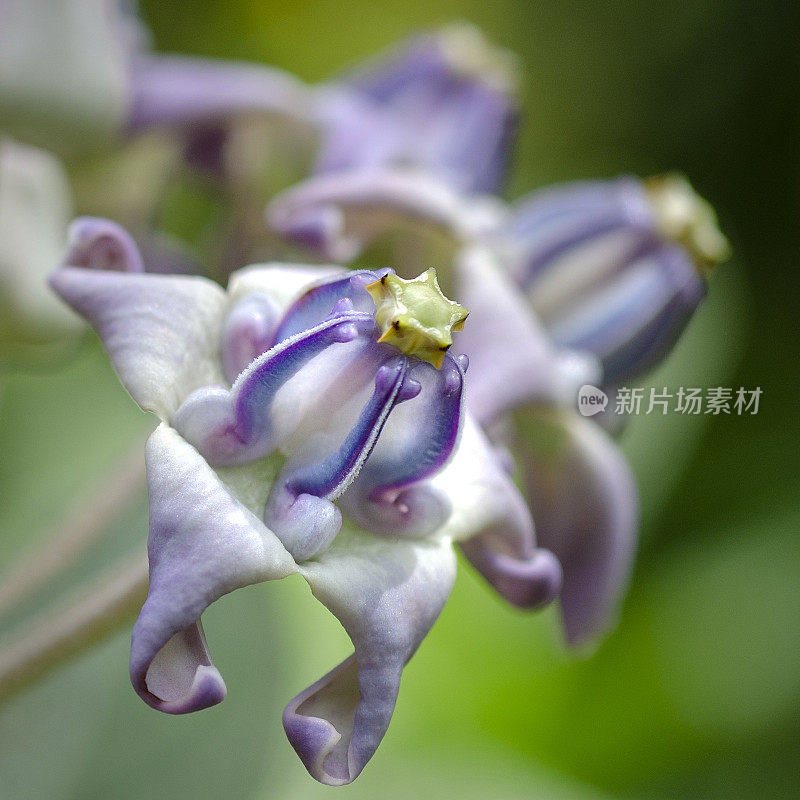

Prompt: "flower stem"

[0,434,147,624]
[0,551,148,705]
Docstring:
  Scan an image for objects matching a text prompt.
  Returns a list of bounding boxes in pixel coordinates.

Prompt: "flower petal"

[426,414,562,607]
[500,177,655,293]
[0,138,79,337]
[63,216,144,273]
[314,24,518,194]
[130,424,296,714]
[459,536,562,610]
[267,168,503,262]
[515,409,638,646]
[454,247,598,423]
[127,55,308,131]
[49,267,227,419]
[287,531,457,785]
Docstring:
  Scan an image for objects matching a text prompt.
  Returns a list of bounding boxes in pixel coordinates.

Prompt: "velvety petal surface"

[130,424,297,714]
[287,531,457,785]
[49,267,227,419]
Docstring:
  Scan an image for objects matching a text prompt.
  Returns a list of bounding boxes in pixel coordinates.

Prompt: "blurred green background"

[1,0,799,798]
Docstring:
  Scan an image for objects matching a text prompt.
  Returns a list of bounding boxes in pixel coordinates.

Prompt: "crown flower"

[266,90,728,647]
[49,223,560,785]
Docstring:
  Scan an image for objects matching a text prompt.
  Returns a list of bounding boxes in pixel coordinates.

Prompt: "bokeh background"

[1,1,798,798]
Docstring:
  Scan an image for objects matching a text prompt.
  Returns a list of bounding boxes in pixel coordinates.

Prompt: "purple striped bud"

[497,174,729,384]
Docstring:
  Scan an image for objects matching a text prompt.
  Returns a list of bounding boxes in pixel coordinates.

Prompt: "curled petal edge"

[130,424,297,713]
[288,535,457,784]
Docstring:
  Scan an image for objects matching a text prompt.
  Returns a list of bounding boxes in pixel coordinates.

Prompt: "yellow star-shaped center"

[365,268,469,369]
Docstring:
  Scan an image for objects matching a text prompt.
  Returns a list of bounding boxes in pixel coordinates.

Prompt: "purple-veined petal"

[339,353,463,538]
[515,409,638,646]
[547,244,705,384]
[501,178,648,244]
[286,532,456,785]
[221,292,281,383]
[63,216,144,273]
[454,246,597,424]
[499,177,656,293]
[172,306,378,465]
[127,55,309,132]
[50,267,227,418]
[130,424,297,714]
[264,355,419,560]
[267,168,504,262]
[271,268,392,345]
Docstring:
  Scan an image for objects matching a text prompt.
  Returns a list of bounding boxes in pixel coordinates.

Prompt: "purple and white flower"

[265,85,728,646]
[50,223,561,784]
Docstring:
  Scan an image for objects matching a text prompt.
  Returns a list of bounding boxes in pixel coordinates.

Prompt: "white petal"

[131,423,297,713]
[286,531,456,784]
[50,268,227,419]
[226,263,345,312]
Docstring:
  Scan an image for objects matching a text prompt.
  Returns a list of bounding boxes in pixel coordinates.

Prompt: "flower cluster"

[2,2,727,786]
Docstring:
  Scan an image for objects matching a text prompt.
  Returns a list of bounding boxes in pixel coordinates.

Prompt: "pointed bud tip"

[645,173,731,275]
[434,23,520,97]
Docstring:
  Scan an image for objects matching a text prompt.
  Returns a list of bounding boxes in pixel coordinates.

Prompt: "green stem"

[0,551,148,705]
[0,434,147,624]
